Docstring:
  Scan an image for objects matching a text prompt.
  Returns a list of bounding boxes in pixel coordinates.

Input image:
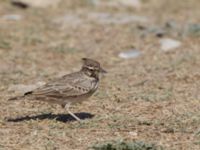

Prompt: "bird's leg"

[64,103,81,122]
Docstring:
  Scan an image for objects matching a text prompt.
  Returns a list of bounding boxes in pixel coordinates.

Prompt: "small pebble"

[160,38,181,51]
[119,49,141,59]
[2,14,22,21]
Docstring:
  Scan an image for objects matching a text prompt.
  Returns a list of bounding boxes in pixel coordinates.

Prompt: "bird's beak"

[100,67,107,73]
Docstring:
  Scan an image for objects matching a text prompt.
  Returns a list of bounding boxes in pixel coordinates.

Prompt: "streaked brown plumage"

[9,58,107,121]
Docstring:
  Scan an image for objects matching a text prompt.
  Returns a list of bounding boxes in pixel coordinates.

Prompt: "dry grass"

[0,0,200,149]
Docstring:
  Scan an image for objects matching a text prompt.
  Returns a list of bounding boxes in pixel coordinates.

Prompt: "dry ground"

[0,0,200,149]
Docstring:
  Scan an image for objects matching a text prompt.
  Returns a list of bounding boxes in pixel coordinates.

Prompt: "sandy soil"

[0,0,200,149]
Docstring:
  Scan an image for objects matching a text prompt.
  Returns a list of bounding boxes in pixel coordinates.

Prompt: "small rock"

[187,24,200,36]
[155,29,166,38]
[88,12,148,25]
[160,38,181,51]
[91,0,141,9]
[2,14,22,21]
[89,0,100,5]
[129,131,138,137]
[138,26,167,38]
[11,1,28,9]
[115,0,141,8]
[165,20,178,29]
[54,14,82,27]
[119,49,141,59]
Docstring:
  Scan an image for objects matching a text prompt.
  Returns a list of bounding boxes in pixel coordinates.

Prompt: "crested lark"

[9,58,107,121]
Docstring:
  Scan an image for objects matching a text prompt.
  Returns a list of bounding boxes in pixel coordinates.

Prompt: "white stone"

[160,38,181,51]
[92,0,141,9]
[119,49,141,59]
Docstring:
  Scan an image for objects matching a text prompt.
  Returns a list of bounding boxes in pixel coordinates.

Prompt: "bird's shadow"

[6,112,94,123]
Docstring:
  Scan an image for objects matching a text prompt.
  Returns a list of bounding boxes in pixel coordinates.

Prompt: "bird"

[8,58,107,121]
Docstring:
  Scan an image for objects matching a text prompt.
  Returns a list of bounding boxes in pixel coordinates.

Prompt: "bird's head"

[81,58,107,78]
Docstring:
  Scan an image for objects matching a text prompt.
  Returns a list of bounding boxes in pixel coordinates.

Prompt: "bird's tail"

[8,95,25,101]
[8,91,32,101]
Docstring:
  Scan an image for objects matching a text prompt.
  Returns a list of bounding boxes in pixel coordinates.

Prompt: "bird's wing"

[30,74,90,99]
